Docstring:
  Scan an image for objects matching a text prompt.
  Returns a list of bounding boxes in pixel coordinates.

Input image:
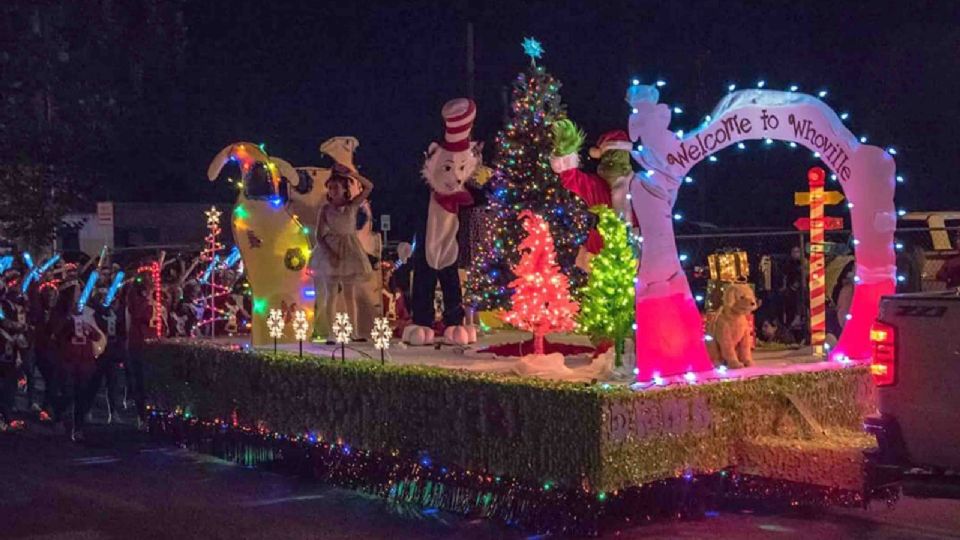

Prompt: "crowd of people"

[0,252,248,438]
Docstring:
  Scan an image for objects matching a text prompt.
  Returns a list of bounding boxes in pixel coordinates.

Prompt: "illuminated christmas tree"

[577,207,637,367]
[196,205,231,336]
[468,38,590,311]
[502,211,579,355]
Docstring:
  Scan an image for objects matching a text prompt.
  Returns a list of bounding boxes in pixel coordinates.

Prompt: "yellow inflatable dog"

[207,142,314,346]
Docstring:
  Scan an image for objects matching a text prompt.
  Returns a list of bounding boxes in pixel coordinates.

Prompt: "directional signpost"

[794,167,844,357]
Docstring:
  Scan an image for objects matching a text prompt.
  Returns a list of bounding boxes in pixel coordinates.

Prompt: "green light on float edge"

[234,205,249,219]
[253,297,268,315]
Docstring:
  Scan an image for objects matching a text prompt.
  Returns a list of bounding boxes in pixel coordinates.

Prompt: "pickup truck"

[865,289,960,496]
[896,212,960,292]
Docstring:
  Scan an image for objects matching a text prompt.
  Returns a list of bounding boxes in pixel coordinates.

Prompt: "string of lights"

[468,43,591,312]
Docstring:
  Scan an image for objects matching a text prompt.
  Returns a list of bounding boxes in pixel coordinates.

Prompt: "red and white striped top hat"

[440,98,476,152]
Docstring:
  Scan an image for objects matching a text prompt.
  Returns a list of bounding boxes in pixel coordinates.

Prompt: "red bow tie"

[433,190,474,214]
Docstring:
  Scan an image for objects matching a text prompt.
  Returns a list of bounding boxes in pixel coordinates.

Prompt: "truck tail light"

[870,321,897,387]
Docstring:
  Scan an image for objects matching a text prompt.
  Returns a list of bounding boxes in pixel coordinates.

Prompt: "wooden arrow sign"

[794,191,845,206]
[793,217,844,231]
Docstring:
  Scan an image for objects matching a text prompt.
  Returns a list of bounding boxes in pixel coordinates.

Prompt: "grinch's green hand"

[552,119,584,157]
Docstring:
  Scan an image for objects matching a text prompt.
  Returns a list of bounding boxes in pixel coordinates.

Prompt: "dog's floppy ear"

[723,285,739,308]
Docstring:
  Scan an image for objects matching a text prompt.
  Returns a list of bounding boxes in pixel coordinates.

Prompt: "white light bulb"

[679,253,689,262]
[695,294,704,302]
[728,84,736,92]
[757,80,765,88]
[675,129,684,138]
[897,209,906,216]
[789,142,797,148]
[684,176,694,184]
[632,108,638,114]
[887,147,897,155]
[860,136,868,143]
[818,90,828,98]
[708,155,718,162]
[673,106,683,114]
[840,112,849,120]
[896,175,904,183]
[632,78,640,86]
[656,79,666,87]
[764,138,773,145]
[847,202,855,209]
[737,142,746,150]
[895,242,904,250]
[673,213,683,221]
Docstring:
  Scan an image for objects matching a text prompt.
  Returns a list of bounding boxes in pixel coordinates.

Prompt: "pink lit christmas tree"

[502,211,579,355]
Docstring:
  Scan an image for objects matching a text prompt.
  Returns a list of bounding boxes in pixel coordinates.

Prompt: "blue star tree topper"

[522,37,544,63]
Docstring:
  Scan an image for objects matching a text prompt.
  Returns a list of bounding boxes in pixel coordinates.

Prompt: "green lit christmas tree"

[467,38,591,311]
[577,206,637,367]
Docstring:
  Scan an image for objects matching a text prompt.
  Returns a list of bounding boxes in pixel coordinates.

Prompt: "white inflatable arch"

[625,84,897,380]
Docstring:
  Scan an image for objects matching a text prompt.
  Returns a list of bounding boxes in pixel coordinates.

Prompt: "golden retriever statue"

[705,283,758,369]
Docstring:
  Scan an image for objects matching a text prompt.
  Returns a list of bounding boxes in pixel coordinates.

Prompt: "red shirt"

[126,291,156,348]
[556,168,612,254]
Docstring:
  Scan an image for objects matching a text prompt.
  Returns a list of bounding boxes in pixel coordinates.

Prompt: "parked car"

[896,212,960,292]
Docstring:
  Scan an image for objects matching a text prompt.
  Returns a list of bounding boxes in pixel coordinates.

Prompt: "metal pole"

[466,22,475,98]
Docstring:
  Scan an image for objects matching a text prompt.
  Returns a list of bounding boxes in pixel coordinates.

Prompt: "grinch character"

[550,119,636,266]
[402,98,485,346]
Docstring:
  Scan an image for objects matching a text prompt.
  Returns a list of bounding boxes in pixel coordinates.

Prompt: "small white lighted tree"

[293,309,309,358]
[332,312,352,362]
[267,308,285,356]
[371,317,391,365]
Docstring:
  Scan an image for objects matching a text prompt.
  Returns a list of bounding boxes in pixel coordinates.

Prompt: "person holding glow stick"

[85,270,126,423]
[50,275,106,442]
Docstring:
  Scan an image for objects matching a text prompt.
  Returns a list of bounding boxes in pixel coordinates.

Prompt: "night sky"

[165,0,959,237]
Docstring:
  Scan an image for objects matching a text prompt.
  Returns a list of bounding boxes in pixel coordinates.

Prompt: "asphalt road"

[3,420,960,539]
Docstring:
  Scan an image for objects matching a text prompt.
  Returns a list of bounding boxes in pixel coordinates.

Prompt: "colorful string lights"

[467,41,590,311]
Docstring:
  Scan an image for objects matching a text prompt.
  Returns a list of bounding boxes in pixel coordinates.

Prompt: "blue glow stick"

[39,253,61,274]
[0,304,5,320]
[222,246,241,269]
[22,252,33,269]
[102,271,125,307]
[22,253,61,293]
[200,255,220,283]
[77,271,99,314]
[0,255,13,274]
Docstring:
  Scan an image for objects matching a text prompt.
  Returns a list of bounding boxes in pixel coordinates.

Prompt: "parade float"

[141,40,898,533]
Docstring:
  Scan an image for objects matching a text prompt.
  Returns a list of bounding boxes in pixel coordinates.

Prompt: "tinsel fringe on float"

[148,410,896,536]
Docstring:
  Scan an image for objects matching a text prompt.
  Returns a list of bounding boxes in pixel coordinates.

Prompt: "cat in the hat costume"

[550,119,636,262]
[402,98,486,346]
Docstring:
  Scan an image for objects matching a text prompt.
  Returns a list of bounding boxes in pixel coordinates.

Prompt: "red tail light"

[870,321,897,386]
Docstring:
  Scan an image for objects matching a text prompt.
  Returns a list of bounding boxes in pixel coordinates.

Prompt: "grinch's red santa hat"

[440,98,477,152]
[588,130,633,159]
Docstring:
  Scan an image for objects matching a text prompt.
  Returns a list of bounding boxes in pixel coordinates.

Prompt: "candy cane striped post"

[807,167,827,357]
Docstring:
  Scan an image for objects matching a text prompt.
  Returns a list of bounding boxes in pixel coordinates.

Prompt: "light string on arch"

[627,75,915,296]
